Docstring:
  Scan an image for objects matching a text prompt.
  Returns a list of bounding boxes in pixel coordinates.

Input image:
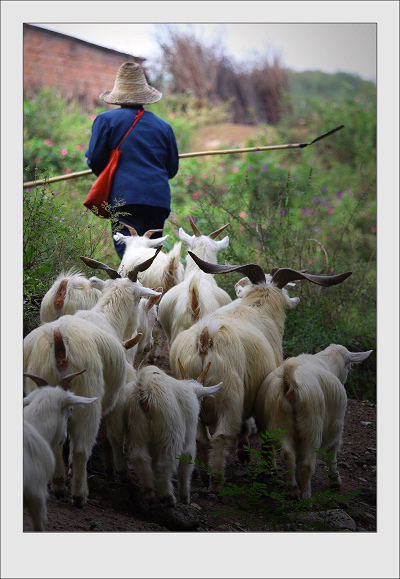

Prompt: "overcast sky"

[34,22,377,82]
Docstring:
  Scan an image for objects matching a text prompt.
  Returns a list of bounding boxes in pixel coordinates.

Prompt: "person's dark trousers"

[111,204,170,260]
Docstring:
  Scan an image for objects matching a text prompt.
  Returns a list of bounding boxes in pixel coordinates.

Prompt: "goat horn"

[59,369,86,390]
[143,229,164,238]
[189,217,202,237]
[23,373,49,387]
[197,362,211,384]
[187,251,266,285]
[80,256,121,279]
[208,223,229,240]
[123,333,143,350]
[118,222,138,236]
[127,246,163,282]
[271,268,352,289]
[178,359,190,380]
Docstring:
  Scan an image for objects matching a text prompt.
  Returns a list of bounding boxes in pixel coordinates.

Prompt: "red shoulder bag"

[83,109,144,218]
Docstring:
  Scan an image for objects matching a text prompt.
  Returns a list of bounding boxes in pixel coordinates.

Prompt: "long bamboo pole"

[23,124,344,189]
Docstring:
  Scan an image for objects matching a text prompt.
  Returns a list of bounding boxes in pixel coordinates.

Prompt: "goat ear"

[215,236,230,251]
[178,227,192,246]
[23,373,49,387]
[145,234,170,248]
[348,350,373,364]
[80,256,121,280]
[89,276,106,290]
[63,394,98,409]
[147,288,163,309]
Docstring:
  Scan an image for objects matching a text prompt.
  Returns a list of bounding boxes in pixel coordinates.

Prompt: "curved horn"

[123,333,143,350]
[127,246,163,282]
[23,373,49,387]
[143,229,164,238]
[208,223,229,240]
[187,251,266,285]
[197,362,211,384]
[59,369,86,390]
[118,222,138,237]
[80,256,121,280]
[178,359,190,380]
[189,217,202,237]
[271,268,352,289]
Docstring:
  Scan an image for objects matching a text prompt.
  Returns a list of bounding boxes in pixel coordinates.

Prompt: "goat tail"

[282,366,297,408]
[190,285,200,320]
[164,241,183,289]
[53,327,68,371]
[53,278,69,310]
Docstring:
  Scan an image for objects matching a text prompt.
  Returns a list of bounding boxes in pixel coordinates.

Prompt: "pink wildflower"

[193,193,199,200]
[328,208,334,215]
[232,167,238,174]
[76,144,84,151]
[44,139,54,146]
[61,148,68,156]
[371,226,376,233]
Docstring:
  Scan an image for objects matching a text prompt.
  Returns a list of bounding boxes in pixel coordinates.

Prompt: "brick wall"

[23,24,145,111]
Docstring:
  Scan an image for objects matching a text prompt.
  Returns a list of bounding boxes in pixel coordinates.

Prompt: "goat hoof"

[288,486,301,499]
[72,495,86,507]
[161,495,176,507]
[237,448,250,465]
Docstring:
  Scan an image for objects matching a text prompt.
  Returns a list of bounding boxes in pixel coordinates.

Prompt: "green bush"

[23,83,376,400]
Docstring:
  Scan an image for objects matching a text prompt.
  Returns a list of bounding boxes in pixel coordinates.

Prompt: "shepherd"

[85,61,179,259]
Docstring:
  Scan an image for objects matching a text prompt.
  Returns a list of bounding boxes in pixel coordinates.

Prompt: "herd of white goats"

[23,218,372,531]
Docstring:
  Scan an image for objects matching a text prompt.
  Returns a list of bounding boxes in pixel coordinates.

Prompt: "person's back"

[85,62,179,259]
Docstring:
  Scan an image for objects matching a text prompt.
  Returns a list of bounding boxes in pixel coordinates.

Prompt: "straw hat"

[100,62,162,105]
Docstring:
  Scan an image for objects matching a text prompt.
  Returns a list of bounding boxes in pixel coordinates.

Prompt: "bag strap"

[116,109,145,150]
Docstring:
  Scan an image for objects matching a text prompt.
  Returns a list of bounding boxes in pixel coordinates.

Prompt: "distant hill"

[286,69,376,101]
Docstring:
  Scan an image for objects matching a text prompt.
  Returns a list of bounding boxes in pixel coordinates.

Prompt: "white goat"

[170,252,352,491]
[158,218,232,347]
[124,291,162,365]
[23,251,162,506]
[40,269,103,324]
[23,372,97,531]
[114,224,184,292]
[124,361,222,505]
[254,344,373,499]
[114,225,184,360]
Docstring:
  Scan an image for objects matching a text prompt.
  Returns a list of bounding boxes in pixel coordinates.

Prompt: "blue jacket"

[85,106,179,211]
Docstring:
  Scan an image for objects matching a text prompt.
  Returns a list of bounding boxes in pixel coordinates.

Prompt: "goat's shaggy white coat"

[24,275,162,505]
[124,365,222,505]
[40,270,102,324]
[255,344,373,498]
[23,382,97,530]
[158,223,231,347]
[170,280,300,491]
[114,230,184,292]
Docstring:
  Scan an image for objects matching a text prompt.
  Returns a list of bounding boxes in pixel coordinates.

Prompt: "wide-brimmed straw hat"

[100,62,162,105]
